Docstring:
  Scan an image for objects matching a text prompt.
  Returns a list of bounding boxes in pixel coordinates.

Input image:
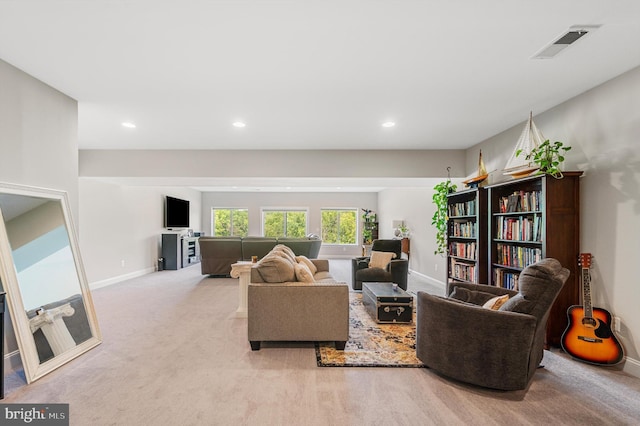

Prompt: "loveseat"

[198,236,322,276]
[247,245,349,351]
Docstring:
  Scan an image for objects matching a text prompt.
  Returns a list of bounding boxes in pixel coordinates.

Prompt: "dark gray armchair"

[416,258,569,391]
[351,239,408,291]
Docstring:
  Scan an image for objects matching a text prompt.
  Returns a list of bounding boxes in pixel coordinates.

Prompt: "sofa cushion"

[449,287,497,305]
[369,251,396,269]
[256,254,296,283]
[294,263,315,282]
[296,255,317,275]
[313,271,335,282]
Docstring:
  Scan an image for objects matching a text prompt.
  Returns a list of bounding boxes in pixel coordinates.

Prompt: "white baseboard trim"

[89,267,155,290]
[408,269,446,290]
[4,349,22,375]
[623,355,640,378]
[320,254,355,259]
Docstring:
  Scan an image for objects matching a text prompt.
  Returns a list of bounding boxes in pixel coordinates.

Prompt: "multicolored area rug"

[315,293,425,368]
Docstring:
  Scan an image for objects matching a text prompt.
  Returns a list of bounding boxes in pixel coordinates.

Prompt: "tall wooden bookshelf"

[446,187,488,286]
[487,172,582,346]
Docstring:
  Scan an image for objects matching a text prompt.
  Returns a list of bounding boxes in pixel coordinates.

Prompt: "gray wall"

[0,59,79,218]
[466,65,640,373]
[0,58,78,364]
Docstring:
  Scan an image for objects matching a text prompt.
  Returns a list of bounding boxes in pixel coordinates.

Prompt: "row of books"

[449,259,476,282]
[494,268,519,290]
[448,199,476,216]
[498,190,542,213]
[448,241,476,260]
[449,221,476,238]
[495,215,542,242]
[495,243,542,268]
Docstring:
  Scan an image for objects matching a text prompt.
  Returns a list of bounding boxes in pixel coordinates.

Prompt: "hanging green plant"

[517,139,571,179]
[432,178,456,255]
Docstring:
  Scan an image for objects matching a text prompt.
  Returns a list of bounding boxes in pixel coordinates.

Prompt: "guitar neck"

[582,266,593,318]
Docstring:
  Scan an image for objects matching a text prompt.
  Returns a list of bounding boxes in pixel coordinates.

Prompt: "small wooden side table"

[401,238,410,260]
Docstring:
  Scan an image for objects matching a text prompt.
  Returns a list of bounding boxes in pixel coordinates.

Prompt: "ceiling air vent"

[532,25,601,59]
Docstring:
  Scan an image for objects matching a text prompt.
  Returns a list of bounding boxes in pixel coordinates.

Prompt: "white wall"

[78,179,202,286]
[0,58,78,363]
[467,65,640,372]
[378,185,451,285]
[201,191,377,258]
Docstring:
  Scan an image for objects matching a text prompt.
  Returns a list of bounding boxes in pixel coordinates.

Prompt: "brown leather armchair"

[351,239,408,291]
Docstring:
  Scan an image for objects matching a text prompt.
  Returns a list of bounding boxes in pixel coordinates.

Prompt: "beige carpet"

[3,261,640,425]
[316,293,423,367]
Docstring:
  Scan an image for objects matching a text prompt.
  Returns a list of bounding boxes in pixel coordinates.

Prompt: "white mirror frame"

[0,182,102,383]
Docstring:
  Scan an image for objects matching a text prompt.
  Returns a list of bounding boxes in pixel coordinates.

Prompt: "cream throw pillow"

[256,254,296,283]
[272,244,296,263]
[369,251,396,269]
[295,255,317,275]
[482,294,510,310]
[294,263,315,282]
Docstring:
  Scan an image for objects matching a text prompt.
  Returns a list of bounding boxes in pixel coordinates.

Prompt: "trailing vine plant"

[517,139,571,179]
[431,169,457,255]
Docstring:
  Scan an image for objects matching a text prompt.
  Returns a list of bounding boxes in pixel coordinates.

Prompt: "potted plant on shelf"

[361,209,376,245]
[431,179,457,255]
[517,139,571,179]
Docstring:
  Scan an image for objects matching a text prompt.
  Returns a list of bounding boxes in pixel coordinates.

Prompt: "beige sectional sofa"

[247,246,349,351]
[198,236,322,276]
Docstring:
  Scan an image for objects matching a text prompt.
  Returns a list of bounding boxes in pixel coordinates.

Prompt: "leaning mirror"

[0,182,102,383]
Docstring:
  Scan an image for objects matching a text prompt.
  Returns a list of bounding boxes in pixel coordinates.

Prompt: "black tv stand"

[161,234,201,270]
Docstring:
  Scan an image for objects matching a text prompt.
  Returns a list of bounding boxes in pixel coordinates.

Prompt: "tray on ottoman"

[362,282,413,324]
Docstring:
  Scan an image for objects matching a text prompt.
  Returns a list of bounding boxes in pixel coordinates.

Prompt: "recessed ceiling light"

[233,121,246,128]
[121,122,136,128]
[382,121,396,128]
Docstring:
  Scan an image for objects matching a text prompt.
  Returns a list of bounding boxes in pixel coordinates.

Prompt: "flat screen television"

[165,196,190,228]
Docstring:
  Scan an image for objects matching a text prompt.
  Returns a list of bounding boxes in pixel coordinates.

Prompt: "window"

[212,208,248,237]
[321,209,357,244]
[262,209,307,238]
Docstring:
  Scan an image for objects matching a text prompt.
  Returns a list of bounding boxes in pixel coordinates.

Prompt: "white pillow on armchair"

[368,251,396,269]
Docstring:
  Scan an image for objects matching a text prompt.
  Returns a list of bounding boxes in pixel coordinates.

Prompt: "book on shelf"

[496,215,542,242]
[448,199,477,216]
[494,268,520,290]
[499,190,542,213]
[448,241,476,260]
[449,258,477,282]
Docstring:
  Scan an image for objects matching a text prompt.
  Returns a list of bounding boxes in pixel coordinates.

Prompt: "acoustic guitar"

[561,253,624,365]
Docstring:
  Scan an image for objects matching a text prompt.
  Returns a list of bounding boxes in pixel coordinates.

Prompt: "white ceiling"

[1,1,640,189]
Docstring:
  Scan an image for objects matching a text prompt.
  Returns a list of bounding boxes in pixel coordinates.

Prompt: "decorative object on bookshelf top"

[517,139,572,179]
[462,150,489,188]
[432,167,457,255]
[503,111,545,178]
